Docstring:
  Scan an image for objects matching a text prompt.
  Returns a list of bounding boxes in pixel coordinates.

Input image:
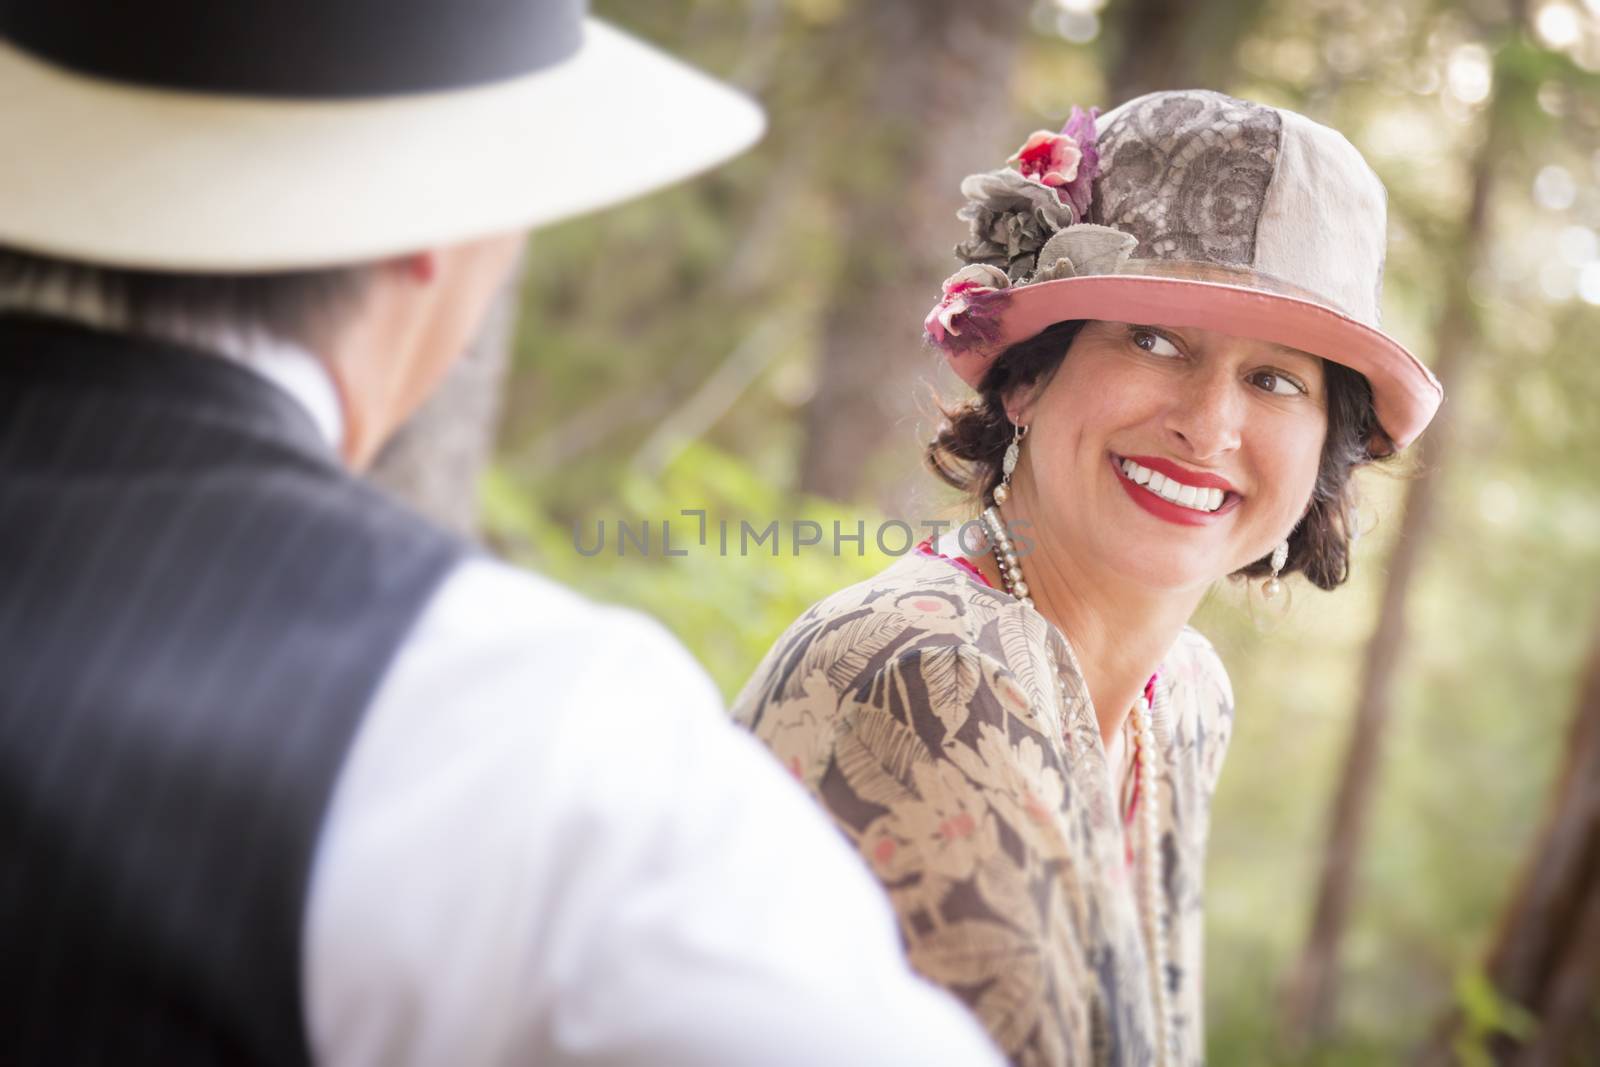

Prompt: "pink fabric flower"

[1004,107,1102,218]
[1009,130,1082,192]
[922,263,1010,347]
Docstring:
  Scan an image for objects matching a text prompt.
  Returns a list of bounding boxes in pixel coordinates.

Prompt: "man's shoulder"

[308,556,1008,1067]
[310,559,730,980]
[402,556,720,711]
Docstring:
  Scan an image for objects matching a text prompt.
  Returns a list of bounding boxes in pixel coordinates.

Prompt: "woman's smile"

[1108,452,1244,527]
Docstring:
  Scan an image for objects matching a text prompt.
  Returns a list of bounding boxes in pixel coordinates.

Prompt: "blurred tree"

[797,0,1032,501]
[1417,597,1600,1066]
[1102,0,1268,99]
[1280,5,1531,1045]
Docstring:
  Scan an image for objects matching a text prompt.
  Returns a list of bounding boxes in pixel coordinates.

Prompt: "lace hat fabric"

[925,89,1443,452]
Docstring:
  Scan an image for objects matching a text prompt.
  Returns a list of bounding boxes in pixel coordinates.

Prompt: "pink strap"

[1123,672,1161,867]
[914,537,993,589]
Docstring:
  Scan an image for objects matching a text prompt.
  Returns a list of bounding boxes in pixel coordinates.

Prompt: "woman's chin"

[1102,546,1229,593]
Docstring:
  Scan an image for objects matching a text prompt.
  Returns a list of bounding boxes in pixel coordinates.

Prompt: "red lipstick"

[1119,455,1239,494]
[1109,453,1242,528]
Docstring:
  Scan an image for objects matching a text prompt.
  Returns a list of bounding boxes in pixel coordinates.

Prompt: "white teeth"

[1116,456,1228,513]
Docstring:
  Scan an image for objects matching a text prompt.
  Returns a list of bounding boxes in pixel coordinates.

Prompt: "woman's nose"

[1162,368,1243,461]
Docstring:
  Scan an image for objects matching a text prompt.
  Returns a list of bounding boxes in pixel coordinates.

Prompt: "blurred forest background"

[372,0,1600,1062]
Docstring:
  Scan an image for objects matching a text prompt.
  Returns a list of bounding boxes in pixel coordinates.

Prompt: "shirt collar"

[0,278,347,454]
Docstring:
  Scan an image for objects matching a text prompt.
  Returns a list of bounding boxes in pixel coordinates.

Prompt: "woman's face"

[1012,319,1328,592]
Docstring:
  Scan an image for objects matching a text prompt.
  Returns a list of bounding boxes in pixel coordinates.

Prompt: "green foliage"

[1451,968,1539,1067]
[484,440,901,697]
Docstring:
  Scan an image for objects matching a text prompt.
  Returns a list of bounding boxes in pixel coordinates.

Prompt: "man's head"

[0,0,765,464]
[325,234,527,468]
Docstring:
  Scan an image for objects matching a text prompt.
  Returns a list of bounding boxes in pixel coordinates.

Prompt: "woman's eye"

[1131,328,1181,358]
[1251,370,1305,397]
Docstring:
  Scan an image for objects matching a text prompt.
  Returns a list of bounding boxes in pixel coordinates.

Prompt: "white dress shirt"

[3,298,1001,1065]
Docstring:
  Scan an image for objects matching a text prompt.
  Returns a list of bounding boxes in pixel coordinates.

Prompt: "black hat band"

[1,0,586,99]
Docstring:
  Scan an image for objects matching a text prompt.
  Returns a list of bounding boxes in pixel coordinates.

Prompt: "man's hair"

[0,245,380,350]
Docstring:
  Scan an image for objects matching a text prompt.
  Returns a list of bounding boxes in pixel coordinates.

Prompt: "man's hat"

[0,0,764,271]
[923,89,1442,453]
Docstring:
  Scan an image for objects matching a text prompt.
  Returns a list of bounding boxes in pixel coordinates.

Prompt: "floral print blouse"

[731,545,1234,1066]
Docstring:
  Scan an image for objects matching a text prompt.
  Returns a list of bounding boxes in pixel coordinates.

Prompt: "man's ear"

[391,250,441,284]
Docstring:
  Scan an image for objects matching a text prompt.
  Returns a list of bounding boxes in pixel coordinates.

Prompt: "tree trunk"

[1416,598,1600,1065]
[1103,0,1267,101]
[796,0,1031,502]
[1278,86,1506,1048]
[367,262,524,538]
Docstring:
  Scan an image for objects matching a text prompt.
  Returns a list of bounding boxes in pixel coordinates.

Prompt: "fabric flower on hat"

[923,263,1010,349]
[1002,107,1101,214]
[1028,223,1138,284]
[952,107,1104,283]
[1056,105,1100,220]
[929,104,1112,353]
[1010,130,1082,193]
[953,169,1076,282]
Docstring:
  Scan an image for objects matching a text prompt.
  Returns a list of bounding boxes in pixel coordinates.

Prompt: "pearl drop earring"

[1263,540,1289,599]
[992,423,1027,505]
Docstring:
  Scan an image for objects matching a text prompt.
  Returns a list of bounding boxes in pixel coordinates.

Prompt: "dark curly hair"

[925,319,1395,591]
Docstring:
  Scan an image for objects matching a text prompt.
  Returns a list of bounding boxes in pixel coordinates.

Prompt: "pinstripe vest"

[0,316,466,1065]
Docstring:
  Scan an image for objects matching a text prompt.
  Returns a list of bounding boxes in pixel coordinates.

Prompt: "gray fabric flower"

[1028,224,1139,283]
[953,168,1077,282]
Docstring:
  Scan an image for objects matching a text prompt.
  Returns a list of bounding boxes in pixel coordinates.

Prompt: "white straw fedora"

[0,0,764,272]
[923,90,1442,452]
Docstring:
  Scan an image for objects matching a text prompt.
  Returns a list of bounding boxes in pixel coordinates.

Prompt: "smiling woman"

[732,89,1441,1067]
[930,318,1388,594]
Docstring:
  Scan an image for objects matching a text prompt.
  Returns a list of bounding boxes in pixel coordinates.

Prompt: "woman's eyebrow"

[1276,346,1315,360]
[1258,342,1322,371]
[1149,325,1287,358]
[1132,326,1321,373]
[1284,352,1327,379]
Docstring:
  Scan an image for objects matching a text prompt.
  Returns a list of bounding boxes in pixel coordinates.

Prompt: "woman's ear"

[1003,381,1041,427]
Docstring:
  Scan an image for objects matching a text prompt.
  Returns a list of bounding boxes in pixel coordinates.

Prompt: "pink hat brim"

[943,273,1442,452]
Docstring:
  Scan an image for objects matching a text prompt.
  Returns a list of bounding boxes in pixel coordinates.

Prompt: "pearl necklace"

[979,505,1172,1067]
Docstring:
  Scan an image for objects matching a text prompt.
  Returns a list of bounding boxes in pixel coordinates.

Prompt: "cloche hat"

[924,89,1442,452]
[0,0,763,271]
